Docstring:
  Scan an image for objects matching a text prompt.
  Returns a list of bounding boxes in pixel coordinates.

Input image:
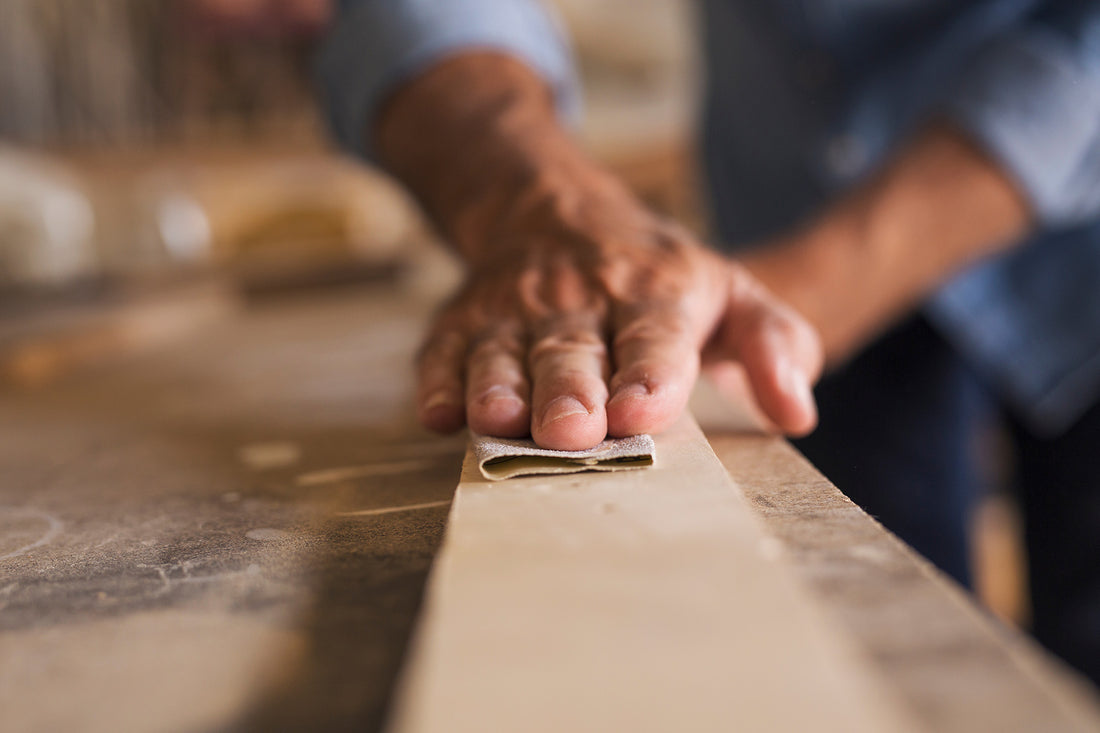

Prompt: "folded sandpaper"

[471,433,656,481]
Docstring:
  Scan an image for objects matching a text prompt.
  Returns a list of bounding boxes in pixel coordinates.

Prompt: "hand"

[414,182,822,450]
[375,52,821,449]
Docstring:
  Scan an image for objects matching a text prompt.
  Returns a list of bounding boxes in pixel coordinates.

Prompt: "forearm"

[376,52,626,265]
[743,125,1032,362]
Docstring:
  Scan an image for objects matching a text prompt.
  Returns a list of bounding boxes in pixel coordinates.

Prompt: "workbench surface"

[2,284,1098,732]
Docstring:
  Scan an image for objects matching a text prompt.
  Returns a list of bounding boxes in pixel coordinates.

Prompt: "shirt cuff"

[942,28,1100,227]
[316,0,581,163]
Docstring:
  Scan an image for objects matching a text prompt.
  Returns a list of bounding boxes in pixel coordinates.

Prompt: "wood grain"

[388,416,916,733]
[710,433,1100,733]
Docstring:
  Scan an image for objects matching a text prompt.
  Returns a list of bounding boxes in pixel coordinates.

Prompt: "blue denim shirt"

[318,0,1100,436]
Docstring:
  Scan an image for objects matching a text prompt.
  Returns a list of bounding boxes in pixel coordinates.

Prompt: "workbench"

[2,280,1099,732]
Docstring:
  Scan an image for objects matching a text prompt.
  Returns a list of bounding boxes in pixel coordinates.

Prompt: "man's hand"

[414,182,821,450]
[377,53,820,450]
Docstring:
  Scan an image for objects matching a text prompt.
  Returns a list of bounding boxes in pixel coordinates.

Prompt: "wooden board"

[387,416,915,733]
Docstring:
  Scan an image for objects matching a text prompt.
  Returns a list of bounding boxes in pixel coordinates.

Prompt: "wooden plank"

[708,432,1100,733]
[386,416,917,733]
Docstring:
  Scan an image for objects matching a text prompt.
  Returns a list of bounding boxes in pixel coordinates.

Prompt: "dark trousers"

[793,316,1100,685]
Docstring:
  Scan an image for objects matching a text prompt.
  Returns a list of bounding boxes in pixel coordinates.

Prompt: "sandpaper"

[471,433,656,481]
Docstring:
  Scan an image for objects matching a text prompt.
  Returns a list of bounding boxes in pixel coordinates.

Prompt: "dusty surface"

[0,285,462,733]
[3,282,1099,733]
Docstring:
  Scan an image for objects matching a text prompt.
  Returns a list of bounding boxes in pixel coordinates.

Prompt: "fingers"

[605,312,699,438]
[418,263,823,447]
[464,324,530,437]
[418,312,611,451]
[706,274,822,436]
[527,314,610,450]
[416,327,467,433]
[730,319,819,437]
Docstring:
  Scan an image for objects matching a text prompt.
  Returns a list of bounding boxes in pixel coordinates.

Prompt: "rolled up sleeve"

[943,3,1100,227]
[316,0,580,162]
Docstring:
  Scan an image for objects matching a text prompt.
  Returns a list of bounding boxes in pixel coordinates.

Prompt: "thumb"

[703,272,823,436]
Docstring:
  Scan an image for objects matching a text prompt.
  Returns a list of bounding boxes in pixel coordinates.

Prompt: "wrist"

[377,52,608,264]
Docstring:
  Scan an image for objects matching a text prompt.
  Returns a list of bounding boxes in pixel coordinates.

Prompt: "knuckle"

[421,327,466,353]
[468,382,527,406]
[416,328,466,370]
[613,313,689,347]
[528,329,608,364]
[764,310,802,339]
[468,323,526,358]
[467,354,530,390]
[762,304,816,350]
[537,369,608,400]
[619,357,682,379]
[611,356,695,392]
[649,225,697,261]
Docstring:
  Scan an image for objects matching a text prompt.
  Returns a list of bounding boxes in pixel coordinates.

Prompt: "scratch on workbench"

[337,500,452,517]
[177,564,263,584]
[238,441,302,470]
[0,507,64,561]
[93,533,120,549]
[295,459,431,487]
[135,559,265,595]
[136,564,173,597]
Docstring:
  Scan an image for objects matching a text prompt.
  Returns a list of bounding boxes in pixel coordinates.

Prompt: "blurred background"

[0,0,701,379]
[0,0,1025,626]
[0,0,699,295]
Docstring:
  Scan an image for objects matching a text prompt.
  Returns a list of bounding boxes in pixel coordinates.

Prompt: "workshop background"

[0,0,1024,624]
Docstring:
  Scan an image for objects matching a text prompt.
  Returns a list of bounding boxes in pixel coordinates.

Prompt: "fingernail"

[777,359,814,412]
[608,383,649,407]
[541,395,590,429]
[424,390,459,411]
